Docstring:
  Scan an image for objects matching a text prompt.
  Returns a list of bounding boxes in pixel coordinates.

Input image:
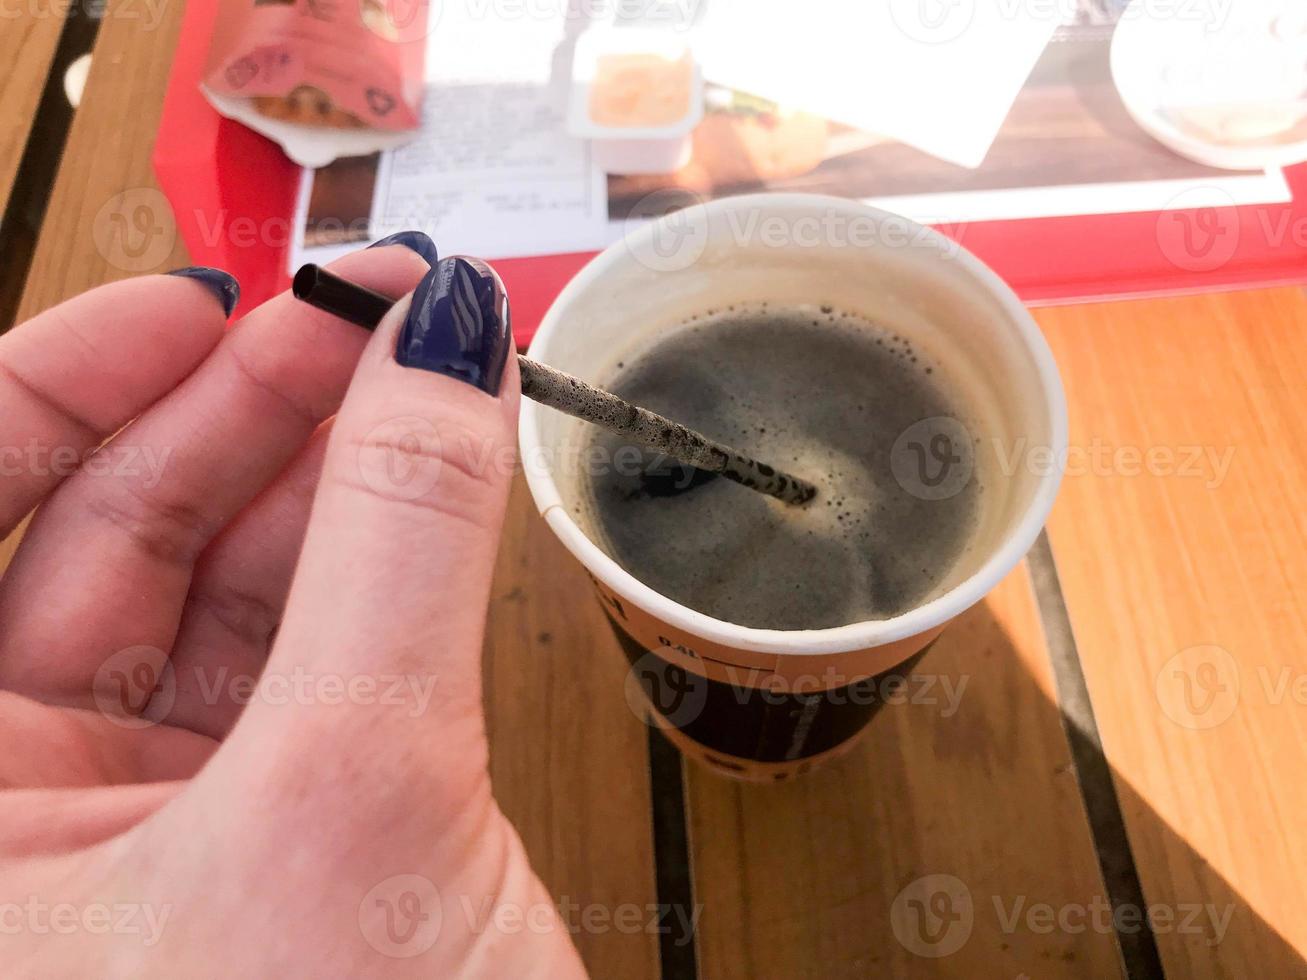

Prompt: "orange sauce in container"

[588,52,694,129]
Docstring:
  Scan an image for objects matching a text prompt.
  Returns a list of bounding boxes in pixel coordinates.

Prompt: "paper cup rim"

[520,193,1067,656]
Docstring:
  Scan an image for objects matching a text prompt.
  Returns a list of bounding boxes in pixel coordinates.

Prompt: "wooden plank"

[1039,287,1307,976]
[15,0,190,325]
[2,0,186,689]
[0,2,65,217]
[687,564,1124,979]
[484,478,661,979]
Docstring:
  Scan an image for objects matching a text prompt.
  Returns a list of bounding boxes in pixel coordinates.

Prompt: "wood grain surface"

[1038,288,1307,978]
[0,2,66,217]
[686,565,1124,979]
[15,0,190,326]
[484,479,661,979]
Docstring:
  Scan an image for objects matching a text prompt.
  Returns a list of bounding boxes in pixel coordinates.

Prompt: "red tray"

[155,0,1307,345]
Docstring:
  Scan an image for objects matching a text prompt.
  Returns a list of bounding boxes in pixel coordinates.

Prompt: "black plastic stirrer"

[292,262,818,507]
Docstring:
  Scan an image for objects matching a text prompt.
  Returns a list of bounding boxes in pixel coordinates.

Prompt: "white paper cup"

[520,193,1066,781]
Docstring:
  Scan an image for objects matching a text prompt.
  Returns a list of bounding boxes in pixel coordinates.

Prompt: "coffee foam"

[576,304,984,631]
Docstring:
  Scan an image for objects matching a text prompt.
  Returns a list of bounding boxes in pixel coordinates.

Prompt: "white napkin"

[693,0,1063,169]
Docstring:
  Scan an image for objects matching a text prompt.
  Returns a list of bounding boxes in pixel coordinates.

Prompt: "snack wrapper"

[203,0,429,146]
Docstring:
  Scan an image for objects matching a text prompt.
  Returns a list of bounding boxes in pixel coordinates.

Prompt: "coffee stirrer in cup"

[292,263,818,507]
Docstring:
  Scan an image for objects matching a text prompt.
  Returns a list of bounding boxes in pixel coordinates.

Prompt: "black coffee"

[580,305,982,631]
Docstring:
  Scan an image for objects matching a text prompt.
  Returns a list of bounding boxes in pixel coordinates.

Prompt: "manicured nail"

[396,257,511,395]
[168,266,240,317]
[368,231,438,266]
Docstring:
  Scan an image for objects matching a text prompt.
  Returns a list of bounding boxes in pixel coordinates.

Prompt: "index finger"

[0,271,234,537]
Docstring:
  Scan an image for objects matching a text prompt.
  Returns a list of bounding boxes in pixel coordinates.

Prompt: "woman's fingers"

[0,691,216,788]
[0,243,435,705]
[0,782,182,857]
[67,258,587,978]
[0,274,231,539]
[164,424,333,740]
[148,261,586,977]
[212,257,519,806]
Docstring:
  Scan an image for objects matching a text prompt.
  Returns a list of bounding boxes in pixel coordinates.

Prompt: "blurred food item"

[1111,0,1307,169]
[696,91,829,184]
[203,0,428,132]
[1168,104,1307,147]
[253,86,366,129]
[589,53,694,129]
[611,92,828,195]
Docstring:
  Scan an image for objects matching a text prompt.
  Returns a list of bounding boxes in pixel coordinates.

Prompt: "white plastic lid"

[201,86,415,169]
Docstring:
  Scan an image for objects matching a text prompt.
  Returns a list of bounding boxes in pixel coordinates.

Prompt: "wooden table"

[4,7,1306,979]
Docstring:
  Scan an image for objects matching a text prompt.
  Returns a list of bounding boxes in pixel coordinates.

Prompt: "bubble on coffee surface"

[580,303,981,631]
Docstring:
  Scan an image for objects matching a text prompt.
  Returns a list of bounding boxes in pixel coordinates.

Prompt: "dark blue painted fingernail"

[396,257,511,395]
[168,266,240,317]
[368,231,438,266]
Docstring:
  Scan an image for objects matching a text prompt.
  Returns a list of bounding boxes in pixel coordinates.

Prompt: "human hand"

[0,235,585,977]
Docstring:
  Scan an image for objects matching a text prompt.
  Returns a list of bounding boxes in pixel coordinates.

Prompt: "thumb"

[243,256,519,786]
[146,259,586,977]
